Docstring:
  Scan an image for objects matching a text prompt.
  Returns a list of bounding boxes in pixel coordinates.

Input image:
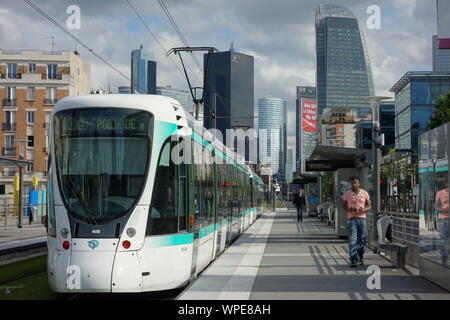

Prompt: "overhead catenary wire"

[125,0,187,80]
[157,0,203,78]
[23,0,131,82]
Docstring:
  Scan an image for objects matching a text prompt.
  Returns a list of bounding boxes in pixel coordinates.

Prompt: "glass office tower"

[203,49,254,146]
[315,5,375,117]
[390,72,450,153]
[131,45,157,94]
[258,96,287,182]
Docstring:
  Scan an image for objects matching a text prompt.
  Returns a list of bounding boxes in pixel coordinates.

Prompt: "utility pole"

[361,96,390,250]
[167,47,218,120]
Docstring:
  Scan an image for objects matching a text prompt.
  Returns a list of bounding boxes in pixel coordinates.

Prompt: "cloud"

[1,0,438,153]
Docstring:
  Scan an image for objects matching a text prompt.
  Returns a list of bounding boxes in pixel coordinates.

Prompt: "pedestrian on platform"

[293,188,306,222]
[342,177,371,267]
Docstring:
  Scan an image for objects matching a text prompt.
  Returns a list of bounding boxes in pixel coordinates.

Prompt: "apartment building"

[0,49,90,194]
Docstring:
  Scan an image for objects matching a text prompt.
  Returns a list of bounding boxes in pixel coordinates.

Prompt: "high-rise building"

[295,86,317,173]
[156,85,191,114]
[131,45,156,94]
[317,108,370,148]
[433,35,450,73]
[355,101,395,150]
[258,96,287,182]
[390,71,450,153]
[0,49,90,193]
[315,5,375,117]
[203,48,254,147]
[286,146,295,183]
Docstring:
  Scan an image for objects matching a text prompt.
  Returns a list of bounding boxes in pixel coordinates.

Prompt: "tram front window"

[54,108,153,224]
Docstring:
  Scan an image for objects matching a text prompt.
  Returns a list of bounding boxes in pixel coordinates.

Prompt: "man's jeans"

[348,218,367,262]
[296,206,304,222]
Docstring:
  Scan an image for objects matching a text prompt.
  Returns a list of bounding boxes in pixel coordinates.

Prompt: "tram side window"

[147,139,187,235]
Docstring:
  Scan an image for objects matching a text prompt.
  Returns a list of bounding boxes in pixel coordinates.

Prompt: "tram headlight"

[60,228,69,239]
[126,227,136,238]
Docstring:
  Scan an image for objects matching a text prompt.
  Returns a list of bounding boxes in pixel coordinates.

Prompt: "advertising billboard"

[301,98,318,132]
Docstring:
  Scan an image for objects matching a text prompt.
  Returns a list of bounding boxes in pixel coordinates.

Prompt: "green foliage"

[429,92,450,129]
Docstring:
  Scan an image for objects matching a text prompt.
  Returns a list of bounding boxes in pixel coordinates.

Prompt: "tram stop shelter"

[0,156,34,228]
[305,146,372,238]
[292,174,319,217]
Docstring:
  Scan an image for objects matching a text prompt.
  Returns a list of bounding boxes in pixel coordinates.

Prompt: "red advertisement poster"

[302,98,317,132]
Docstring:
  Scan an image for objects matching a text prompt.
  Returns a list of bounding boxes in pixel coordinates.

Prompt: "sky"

[0,0,439,149]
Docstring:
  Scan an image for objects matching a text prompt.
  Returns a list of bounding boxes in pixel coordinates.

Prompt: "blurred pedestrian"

[293,188,306,222]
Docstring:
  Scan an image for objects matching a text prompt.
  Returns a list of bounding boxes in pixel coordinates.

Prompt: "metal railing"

[2,98,17,107]
[2,147,16,156]
[381,195,418,213]
[43,98,57,105]
[3,122,17,132]
[0,203,47,230]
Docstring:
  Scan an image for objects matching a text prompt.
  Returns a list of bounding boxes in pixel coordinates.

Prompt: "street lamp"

[360,96,391,250]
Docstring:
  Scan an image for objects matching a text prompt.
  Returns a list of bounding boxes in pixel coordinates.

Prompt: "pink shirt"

[342,189,370,219]
[435,189,449,219]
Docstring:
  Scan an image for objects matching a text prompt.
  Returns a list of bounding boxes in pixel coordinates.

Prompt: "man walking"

[342,177,371,267]
[293,188,306,222]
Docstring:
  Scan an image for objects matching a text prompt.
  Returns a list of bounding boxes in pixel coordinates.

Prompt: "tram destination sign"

[58,110,151,135]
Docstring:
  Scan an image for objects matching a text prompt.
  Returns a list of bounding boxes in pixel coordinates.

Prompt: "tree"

[429,92,450,129]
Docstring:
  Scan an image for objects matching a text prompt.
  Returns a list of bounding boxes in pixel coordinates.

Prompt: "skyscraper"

[296,86,316,173]
[258,96,287,182]
[203,48,254,147]
[315,5,375,117]
[131,45,156,94]
[433,35,450,73]
[156,85,191,114]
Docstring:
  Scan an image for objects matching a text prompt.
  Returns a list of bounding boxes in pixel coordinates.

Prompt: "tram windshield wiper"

[65,175,98,226]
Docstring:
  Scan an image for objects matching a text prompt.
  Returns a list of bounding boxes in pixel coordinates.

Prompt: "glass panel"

[411,82,430,105]
[411,106,432,129]
[420,124,449,267]
[54,108,153,224]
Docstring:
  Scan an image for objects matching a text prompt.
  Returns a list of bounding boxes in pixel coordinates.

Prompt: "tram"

[45,94,265,293]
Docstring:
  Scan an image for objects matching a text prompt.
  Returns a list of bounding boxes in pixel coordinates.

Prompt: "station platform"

[178,209,450,300]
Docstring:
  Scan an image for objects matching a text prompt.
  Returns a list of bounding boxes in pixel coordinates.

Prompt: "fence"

[0,203,47,230]
[380,195,420,267]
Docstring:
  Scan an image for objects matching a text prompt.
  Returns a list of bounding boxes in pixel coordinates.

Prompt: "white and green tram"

[45,94,265,293]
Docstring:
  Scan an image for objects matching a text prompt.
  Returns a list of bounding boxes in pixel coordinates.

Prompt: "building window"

[4,111,16,132]
[0,184,5,195]
[7,63,17,78]
[28,136,34,147]
[47,64,58,79]
[29,63,36,74]
[4,135,15,156]
[27,111,35,124]
[27,87,35,101]
[45,87,57,104]
[5,86,16,100]
[27,163,34,172]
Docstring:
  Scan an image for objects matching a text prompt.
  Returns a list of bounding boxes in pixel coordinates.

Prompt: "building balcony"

[3,122,17,132]
[41,74,64,80]
[44,98,58,105]
[0,73,22,79]
[2,98,17,107]
[3,147,16,156]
